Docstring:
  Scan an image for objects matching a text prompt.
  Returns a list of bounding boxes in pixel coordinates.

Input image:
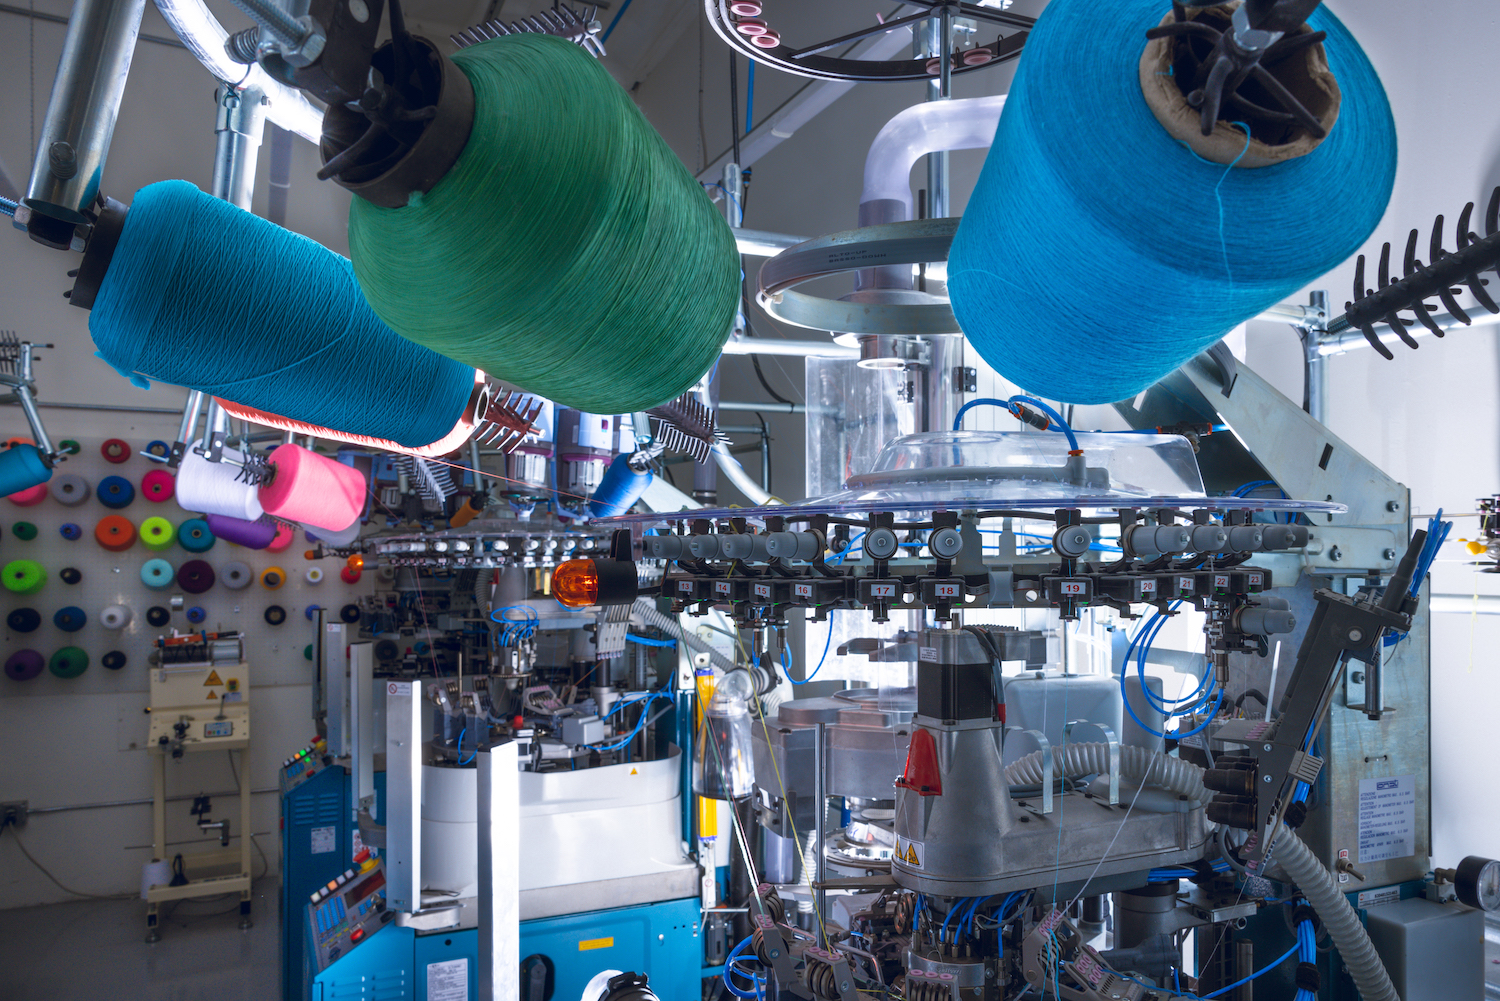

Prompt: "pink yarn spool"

[267,522,296,553]
[7,483,48,506]
[141,469,176,503]
[259,445,365,532]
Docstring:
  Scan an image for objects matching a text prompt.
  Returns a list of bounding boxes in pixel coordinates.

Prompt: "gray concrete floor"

[0,878,280,1001]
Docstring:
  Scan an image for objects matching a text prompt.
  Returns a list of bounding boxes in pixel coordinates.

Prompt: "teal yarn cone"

[947,0,1396,405]
[88,180,478,448]
[348,35,740,415]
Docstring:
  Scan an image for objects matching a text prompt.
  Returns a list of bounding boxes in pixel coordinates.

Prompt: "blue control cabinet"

[281,761,350,1001]
[310,897,703,1001]
[281,756,387,1001]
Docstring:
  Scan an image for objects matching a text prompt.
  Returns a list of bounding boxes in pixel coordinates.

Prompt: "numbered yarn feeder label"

[346,35,739,415]
[85,180,478,448]
[944,0,1396,405]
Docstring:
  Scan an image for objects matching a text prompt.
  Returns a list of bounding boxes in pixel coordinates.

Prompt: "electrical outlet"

[1,800,28,828]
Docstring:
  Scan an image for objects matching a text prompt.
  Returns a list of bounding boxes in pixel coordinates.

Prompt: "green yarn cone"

[348,34,739,414]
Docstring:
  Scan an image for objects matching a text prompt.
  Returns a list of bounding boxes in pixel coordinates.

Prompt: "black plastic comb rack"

[1335,188,1500,359]
[451,3,604,56]
[647,393,725,464]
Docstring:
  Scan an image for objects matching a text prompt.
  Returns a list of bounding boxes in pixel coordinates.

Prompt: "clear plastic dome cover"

[601,430,1346,521]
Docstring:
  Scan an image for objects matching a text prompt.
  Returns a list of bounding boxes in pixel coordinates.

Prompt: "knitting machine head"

[1143,0,1336,149]
[228,0,602,207]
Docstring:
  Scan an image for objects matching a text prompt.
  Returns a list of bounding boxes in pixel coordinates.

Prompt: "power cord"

[1,825,136,900]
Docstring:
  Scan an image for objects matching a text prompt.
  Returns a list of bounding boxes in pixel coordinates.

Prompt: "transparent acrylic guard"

[606,430,1348,522]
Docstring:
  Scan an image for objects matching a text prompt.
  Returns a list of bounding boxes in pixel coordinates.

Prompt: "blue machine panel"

[310,897,702,1001]
[519,897,703,1001]
[283,763,351,1001]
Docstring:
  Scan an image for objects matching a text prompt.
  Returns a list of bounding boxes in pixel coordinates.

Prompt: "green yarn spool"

[140,516,176,551]
[11,521,37,541]
[348,35,739,414]
[3,559,45,594]
[49,646,89,679]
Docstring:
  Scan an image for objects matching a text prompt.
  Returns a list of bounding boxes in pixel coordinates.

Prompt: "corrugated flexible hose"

[1004,743,1398,1001]
[630,598,736,673]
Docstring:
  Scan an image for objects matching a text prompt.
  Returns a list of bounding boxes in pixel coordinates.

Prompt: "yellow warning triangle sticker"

[629,768,638,775]
[904,844,920,865]
[206,690,219,700]
[204,670,223,686]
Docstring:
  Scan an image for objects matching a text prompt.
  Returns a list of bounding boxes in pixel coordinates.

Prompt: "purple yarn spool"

[205,513,277,549]
[5,649,45,681]
[177,559,217,594]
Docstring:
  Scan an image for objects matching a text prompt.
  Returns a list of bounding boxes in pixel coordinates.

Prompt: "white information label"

[427,958,468,1001]
[310,825,336,855]
[388,681,412,697]
[919,647,938,663]
[1357,886,1402,909]
[1358,774,1416,863]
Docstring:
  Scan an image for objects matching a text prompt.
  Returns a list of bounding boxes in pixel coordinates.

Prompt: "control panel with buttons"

[308,852,392,972]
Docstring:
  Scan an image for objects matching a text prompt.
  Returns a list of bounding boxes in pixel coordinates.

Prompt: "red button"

[351,928,365,943]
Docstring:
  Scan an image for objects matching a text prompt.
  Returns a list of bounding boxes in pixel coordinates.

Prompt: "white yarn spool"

[100,604,132,629]
[305,567,325,585]
[221,560,252,590]
[307,518,362,547]
[176,440,264,521]
[141,858,171,899]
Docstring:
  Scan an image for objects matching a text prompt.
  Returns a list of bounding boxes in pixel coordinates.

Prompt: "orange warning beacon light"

[552,558,640,609]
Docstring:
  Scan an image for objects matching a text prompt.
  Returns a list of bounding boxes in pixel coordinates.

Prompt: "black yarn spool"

[146,606,170,627]
[339,604,361,624]
[265,605,287,625]
[374,639,400,661]
[59,567,82,585]
[7,608,41,633]
[102,651,128,670]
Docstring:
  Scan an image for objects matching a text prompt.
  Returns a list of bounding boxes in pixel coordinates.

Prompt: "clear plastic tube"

[858,94,1008,226]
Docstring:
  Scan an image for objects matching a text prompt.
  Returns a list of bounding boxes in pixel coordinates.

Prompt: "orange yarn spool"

[95,515,137,552]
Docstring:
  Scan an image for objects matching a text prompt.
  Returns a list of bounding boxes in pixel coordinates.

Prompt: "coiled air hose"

[1271,823,1399,1001]
[1005,743,1398,1001]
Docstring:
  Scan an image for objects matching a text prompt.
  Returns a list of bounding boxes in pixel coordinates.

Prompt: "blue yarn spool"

[60,523,81,540]
[141,558,175,589]
[186,606,206,624]
[53,606,87,632]
[0,445,52,497]
[97,475,135,508]
[947,0,1395,405]
[178,518,216,553]
[89,181,479,448]
[589,454,653,519]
